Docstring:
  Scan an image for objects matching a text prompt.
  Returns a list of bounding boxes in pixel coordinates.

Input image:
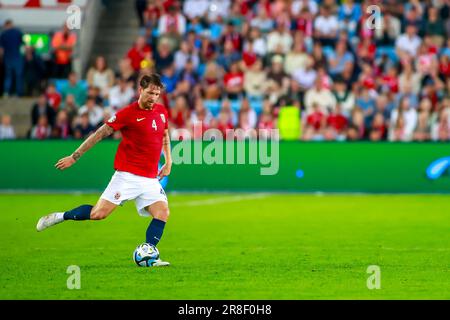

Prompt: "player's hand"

[55,156,76,170]
[158,162,172,180]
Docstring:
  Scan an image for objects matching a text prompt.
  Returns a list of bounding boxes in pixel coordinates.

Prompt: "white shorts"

[100,171,168,217]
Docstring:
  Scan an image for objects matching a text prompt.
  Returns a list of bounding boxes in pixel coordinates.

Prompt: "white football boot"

[36,212,65,232]
[151,259,170,267]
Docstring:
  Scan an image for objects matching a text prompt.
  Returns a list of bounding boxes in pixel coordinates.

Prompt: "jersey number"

[152,120,157,131]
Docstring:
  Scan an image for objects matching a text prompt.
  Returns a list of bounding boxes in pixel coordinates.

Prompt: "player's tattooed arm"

[71,124,114,161]
[55,124,114,170]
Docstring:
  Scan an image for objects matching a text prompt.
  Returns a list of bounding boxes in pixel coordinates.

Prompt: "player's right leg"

[36,172,132,232]
[36,198,117,232]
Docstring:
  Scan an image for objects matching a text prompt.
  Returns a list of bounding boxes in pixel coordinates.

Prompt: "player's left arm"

[158,129,172,180]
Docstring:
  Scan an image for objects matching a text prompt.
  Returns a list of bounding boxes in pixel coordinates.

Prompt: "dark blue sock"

[63,205,93,221]
[146,218,166,246]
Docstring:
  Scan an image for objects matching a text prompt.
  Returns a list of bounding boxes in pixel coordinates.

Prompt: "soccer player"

[36,74,172,266]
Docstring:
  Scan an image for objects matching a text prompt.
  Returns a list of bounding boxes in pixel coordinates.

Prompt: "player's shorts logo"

[114,192,121,200]
[108,115,116,123]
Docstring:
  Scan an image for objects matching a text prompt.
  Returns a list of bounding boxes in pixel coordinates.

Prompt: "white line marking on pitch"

[170,194,270,207]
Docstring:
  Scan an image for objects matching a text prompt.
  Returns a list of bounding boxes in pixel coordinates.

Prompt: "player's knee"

[90,208,109,220]
[153,208,169,221]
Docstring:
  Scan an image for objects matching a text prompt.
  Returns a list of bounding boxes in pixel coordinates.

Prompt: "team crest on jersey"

[114,192,121,200]
[160,114,166,123]
[108,115,116,123]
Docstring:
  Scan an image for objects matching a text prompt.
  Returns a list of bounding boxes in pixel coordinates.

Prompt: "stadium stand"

[0,0,449,141]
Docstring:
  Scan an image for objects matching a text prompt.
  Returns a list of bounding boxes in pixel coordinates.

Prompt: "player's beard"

[144,100,155,110]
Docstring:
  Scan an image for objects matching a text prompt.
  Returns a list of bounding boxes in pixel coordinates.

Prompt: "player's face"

[140,85,161,109]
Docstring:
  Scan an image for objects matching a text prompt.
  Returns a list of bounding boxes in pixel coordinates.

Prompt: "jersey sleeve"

[164,108,169,130]
[106,107,129,131]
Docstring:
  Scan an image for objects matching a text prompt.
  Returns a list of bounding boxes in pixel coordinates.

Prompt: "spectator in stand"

[291,56,317,101]
[201,61,223,100]
[412,109,432,141]
[266,21,293,55]
[236,108,257,140]
[78,97,104,128]
[266,55,290,104]
[51,24,77,78]
[369,112,388,141]
[303,102,326,141]
[73,112,95,139]
[250,6,274,34]
[161,64,178,96]
[223,61,244,100]
[325,103,348,140]
[108,77,135,112]
[220,21,243,52]
[61,94,79,124]
[31,94,56,128]
[332,76,355,117]
[31,115,52,140]
[86,85,104,107]
[431,105,450,141]
[244,59,268,99]
[220,99,238,126]
[45,83,62,111]
[246,27,267,57]
[0,20,24,97]
[23,46,46,97]
[51,109,72,139]
[158,4,187,48]
[314,5,339,47]
[374,94,393,122]
[284,37,309,76]
[174,40,199,73]
[304,77,337,115]
[0,114,16,140]
[216,109,235,137]
[170,95,190,129]
[154,39,175,74]
[390,96,418,141]
[346,107,366,140]
[337,0,361,41]
[61,72,87,107]
[190,99,213,127]
[127,36,152,73]
[374,10,401,46]
[395,24,422,59]
[425,6,446,48]
[398,62,422,95]
[355,87,376,126]
[87,56,115,99]
[327,40,354,79]
[217,39,241,72]
[240,98,258,128]
[117,58,138,84]
[183,0,209,20]
[357,36,376,65]
[143,0,164,29]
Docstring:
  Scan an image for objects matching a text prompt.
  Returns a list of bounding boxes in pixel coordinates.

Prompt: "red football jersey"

[106,101,168,178]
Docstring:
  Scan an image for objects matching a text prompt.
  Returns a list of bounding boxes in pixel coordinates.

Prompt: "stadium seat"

[197,63,206,77]
[230,100,241,113]
[323,46,335,59]
[53,79,89,94]
[248,96,263,115]
[204,99,221,117]
[375,46,398,63]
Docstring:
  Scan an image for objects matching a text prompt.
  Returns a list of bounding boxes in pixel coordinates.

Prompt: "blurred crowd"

[1,0,450,141]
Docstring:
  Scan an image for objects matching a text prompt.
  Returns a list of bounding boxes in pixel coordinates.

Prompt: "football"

[133,243,159,267]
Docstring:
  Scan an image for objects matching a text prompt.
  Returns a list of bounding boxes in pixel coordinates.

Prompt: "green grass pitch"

[0,193,449,299]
